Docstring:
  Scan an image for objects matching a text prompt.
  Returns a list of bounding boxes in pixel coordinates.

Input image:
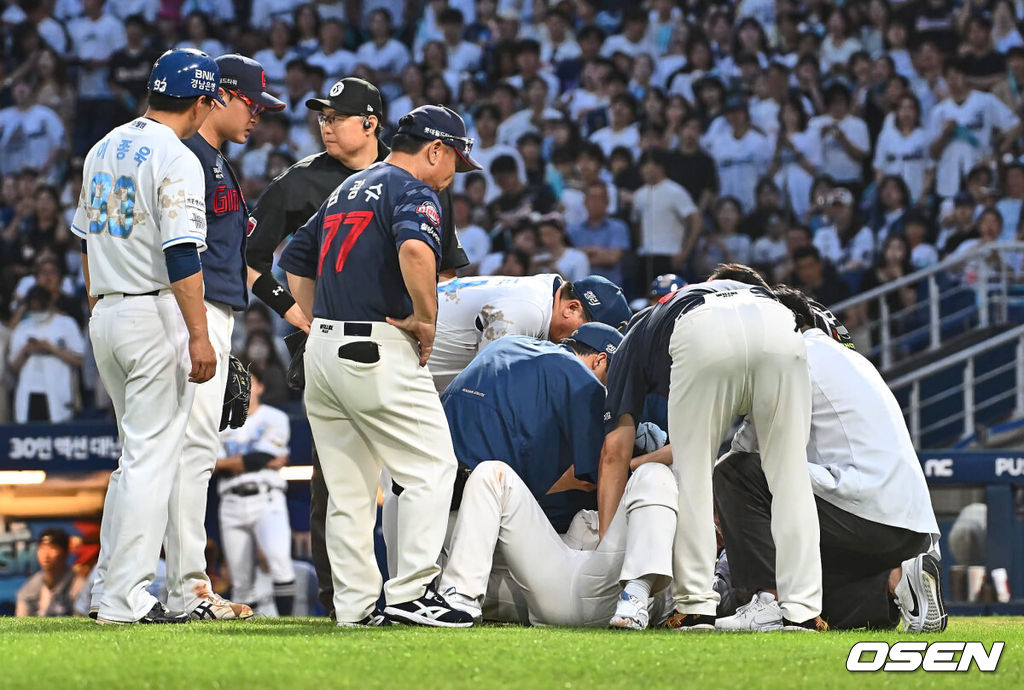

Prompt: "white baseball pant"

[438,461,677,627]
[88,292,194,622]
[303,319,457,622]
[667,290,822,622]
[165,301,234,612]
[219,487,295,605]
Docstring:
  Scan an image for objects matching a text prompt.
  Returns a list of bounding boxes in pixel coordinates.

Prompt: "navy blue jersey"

[279,162,444,322]
[442,336,604,532]
[605,280,774,431]
[183,134,248,309]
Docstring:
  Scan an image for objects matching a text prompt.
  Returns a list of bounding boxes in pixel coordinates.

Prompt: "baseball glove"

[220,355,251,431]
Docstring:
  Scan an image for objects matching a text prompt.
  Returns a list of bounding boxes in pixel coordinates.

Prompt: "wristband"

[242,451,274,473]
[252,272,296,318]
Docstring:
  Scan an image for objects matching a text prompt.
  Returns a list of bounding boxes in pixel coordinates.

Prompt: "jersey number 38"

[88,172,137,239]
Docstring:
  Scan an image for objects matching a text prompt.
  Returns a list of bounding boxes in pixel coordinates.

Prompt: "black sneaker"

[139,602,190,624]
[782,615,829,632]
[384,590,474,628]
[662,611,717,631]
[337,608,391,627]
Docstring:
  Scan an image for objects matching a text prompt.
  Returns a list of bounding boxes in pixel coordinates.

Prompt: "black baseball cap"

[216,54,285,110]
[306,77,383,117]
[396,105,483,173]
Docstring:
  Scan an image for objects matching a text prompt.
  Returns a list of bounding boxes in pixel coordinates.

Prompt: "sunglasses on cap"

[228,89,265,116]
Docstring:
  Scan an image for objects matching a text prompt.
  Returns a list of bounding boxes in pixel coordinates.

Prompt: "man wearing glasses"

[169,54,286,620]
[245,77,468,617]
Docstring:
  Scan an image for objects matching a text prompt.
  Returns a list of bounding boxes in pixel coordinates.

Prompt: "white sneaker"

[188,585,254,621]
[440,586,482,621]
[894,553,948,633]
[715,591,784,632]
[609,591,650,630]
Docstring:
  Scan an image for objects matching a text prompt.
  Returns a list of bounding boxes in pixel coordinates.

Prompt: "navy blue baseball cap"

[396,105,483,173]
[570,323,623,360]
[571,275,631,331]
[216,54,285,110]
[149,49,225,105]
[648,273,686,299]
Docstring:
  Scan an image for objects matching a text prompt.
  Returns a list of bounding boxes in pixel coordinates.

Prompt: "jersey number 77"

[317,211,374,275]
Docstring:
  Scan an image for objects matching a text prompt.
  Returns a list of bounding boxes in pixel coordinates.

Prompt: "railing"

[830,241,1024,370]
[889,324,1024,448]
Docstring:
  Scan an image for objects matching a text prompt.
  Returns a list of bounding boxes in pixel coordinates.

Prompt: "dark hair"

[285,58,309,73]
[438,7,464,24]
[502,248,532,274]
[876,232,913,274]
[390,131,431,155]
[517,38,542,56]
[475,103,501,121]
[248,363,265,384]
[578,143,606,165]
[780,92,809,131]
[731,16,768,55]
[147,93,208,112]
[490,154,518,175]
[793,245,822,263]
[424,72,453,103]
[38,528,70,551]
[577,25,606,43]
[123,13,148,30]
[878,174,911,210]
[773,284,814,329]
[708,263,770,288]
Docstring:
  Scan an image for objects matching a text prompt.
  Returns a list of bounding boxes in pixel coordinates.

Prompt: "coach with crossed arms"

[245,77,468,615]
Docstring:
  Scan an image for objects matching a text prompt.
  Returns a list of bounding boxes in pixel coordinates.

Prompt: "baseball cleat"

[384,589,474,628]
[894,553,948,633]
[609,591,650,630]
[88,606,98,621]
[662,611,716,631]
[97,601,190,625]
[189,585,254,621]
[440,586,483,621]
[715,591,783,631]
[337,608,391,627]
[782,615,829,632]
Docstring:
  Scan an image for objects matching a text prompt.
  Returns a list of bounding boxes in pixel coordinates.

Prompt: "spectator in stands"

[821,7,863,75]
[694,196,752,278]
[242,330,289,407]
[506,39,560,103]
[560,144,616,227]
[498,77,562,147]
[108,15,161,123]
[291,3,321,57]
[904,211,941,270]
[739,178,785,242]
[994,46,1024,111]
[707,97,772,212]
[873,94,934,204]
[306,18,355,78]
[355,9,411,101]
[32,47,75,128]
[67,0,125,156]
[451,193,489,273]
[858,234,920,339]
[814,187,877,274]
[751,212,791,282]
[671,114,718,215]
[8,285,83,423]
[997,161,1024,241]
[961,14,1006,91]
[387,63,426,126]
[770,92,821,219]
[951,207,1016,282]
[789,244,853,309]
[13,252,82,327]
[590,93,641,157]
[531,214,590,281]
[487,154,555,233]
[16,529,82,617]
[176,11,227,58]
[632,149,700,285]
[938,192,981,255]
[566,181,630,288]
[810,81,870,196]
[601,8,653,59]
[0,77,66,182]
[438,8,483,74]
[871,175,912,244]
[254,21,299,95]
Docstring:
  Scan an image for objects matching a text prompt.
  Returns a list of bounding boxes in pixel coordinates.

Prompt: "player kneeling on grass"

[711,287,946,633]
[438,324,678,630]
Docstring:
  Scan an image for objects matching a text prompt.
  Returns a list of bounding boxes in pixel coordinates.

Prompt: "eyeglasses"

[317,112,351,127]
[228,90,265,117]
[441,134,475,158]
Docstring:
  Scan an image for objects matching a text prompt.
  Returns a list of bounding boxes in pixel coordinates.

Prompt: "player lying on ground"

[710,287,946,633]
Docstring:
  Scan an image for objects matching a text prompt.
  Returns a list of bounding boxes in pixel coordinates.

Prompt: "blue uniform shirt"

[182,134,248,309]
[279,162,443,322]
[442,336,605,532]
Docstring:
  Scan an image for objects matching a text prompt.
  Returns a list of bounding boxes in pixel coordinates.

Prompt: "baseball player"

[245,77,469,615]
[598,264,824,631]
[215,366,295,616]
[74,49,221,624]
[713,287,945,632]
[161,54,286,621]
[429,274,632,393]
[279,105,481,627]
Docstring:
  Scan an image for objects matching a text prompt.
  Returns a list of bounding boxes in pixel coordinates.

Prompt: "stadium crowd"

[4,0,1024,423]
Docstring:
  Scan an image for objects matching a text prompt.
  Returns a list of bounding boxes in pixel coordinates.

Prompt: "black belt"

[96,290,160,300]
[227,482,277,497]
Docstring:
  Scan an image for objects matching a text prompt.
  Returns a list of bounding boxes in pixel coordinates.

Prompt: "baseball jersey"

[218,403,290,495]
[731,330,939,537]
[431,274,562,375]
[442,336,605,532]
[872,126,934,203]
[808,114,871,185]
[278,162,444,322]
[183,133,248,310]
[604,279,769,430]
[71,118,208,296]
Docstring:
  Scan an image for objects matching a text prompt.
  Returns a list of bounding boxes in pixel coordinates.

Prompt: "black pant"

[713,451,929,629]
[309,445,334,615]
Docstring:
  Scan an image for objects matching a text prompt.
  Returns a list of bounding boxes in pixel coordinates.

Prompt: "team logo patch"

[247,216,258,237]
[329,81,345,97]
[583,290,601,307]
[605,343,617,354]
[416,201,441,226]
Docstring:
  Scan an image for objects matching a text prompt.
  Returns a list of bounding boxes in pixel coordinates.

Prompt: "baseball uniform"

[73,115,208,623]
[606,280,822,624]
[218,403,295,612]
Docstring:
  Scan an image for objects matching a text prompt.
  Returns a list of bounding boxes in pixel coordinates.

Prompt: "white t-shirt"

[732,330,939,538]
[453,142,525,203]
[249,0,301,29]
[820,36,863,73]
[9,312,85,424]
[497,108,563,148]
[218,404,290,495]
[707,128,774,212]
[751,235,788,269]
[601,34,657,59]
[928,91,1020,198]
[773,129,822,219]
[813,224,876,270]
[533,248,591,282]
[456,224,491,266]
[67,14,126,98]
[559,181,618,229]
[873,126,934,203]
[590,124,640,158]
[71,118,208,296]
[0,105,65,176]
[445,40,484,74]
[809,114,871,185]
[354,39,411,77]
[252,48,298,94]
[631,178,698,256]
[306,48,357,79]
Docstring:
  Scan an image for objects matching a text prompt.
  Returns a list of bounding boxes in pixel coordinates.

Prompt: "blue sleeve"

[164,243,201,282]
[279,206,324,278]
[392,184,443,259]
[611,219,632,250]
[563,369,607,484]
[604,327,649,434]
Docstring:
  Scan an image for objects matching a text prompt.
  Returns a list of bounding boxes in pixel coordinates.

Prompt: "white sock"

[623,576,655,601]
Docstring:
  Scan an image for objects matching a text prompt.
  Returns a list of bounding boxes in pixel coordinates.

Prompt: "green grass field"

[1,617,1020,689]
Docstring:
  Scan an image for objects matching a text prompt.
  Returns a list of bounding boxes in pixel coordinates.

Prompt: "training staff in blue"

[280,105,482,629]
[441,322,624,533]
